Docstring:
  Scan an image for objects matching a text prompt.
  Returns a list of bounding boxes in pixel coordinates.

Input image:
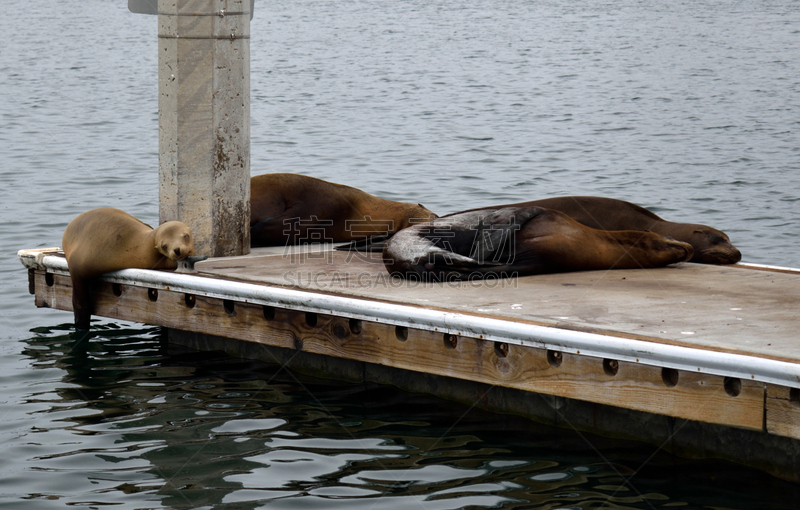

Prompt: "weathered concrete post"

[158,0,250,257]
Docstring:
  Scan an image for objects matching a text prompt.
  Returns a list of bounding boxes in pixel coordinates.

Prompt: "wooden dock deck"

[18,246,800,481]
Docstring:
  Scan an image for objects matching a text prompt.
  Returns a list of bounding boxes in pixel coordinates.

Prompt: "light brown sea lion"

[383,206,693,281]
[250,173,438,247]
[506,196,741,264]
[62,208,194,330]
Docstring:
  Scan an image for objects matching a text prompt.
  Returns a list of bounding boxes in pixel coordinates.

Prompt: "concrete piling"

[157,0,251,257]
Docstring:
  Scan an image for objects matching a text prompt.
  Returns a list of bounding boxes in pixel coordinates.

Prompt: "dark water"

[7,324,800,509]
[1,0,799,507]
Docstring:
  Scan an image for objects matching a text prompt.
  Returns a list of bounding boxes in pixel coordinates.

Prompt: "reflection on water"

[5,324,798,509]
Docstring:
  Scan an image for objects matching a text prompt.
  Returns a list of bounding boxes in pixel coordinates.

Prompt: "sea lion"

[62,208,194,330]
[505,196,741,264]
[383,206,693,281]
[250,173,438,247]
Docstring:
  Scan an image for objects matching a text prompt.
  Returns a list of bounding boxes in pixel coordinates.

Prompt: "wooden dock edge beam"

[25,267,800,421]
[169,329,800,483]
[22,252,800,389]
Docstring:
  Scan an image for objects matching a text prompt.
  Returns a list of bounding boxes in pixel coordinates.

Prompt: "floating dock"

[19,247,800,481]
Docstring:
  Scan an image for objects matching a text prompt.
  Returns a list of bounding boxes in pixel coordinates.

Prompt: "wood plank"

[32,271,766,432]
[767,385,800,439]
[200,250,800,365]
[34,271,71,311]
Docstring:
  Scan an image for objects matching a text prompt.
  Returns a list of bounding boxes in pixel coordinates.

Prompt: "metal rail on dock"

[26,251,800,389]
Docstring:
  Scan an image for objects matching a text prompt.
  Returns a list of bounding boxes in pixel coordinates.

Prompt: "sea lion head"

[686,227,741,264]
[155,221,194,261]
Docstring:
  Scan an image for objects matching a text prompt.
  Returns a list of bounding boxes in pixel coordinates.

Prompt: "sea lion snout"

[698,246,742,264]
[164,239,193,261]
[172,245,193,260]
[725,247,742,264]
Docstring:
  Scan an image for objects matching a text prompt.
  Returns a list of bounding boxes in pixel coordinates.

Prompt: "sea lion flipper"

[424,248,505,277]
[334,234,392,253]
[429,249,479,266]
[70,277,93,331]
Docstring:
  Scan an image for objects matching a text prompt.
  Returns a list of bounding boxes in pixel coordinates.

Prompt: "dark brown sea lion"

[383,206,693,281]
[62,208,194,330]
[250,173,438,247]
[509,196,741,264]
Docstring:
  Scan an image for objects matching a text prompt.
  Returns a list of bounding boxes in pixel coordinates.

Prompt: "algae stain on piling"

[213,133,250,256]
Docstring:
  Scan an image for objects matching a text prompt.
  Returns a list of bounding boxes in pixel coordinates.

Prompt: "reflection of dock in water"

[36,326,748,508]
[18,245,800,482]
